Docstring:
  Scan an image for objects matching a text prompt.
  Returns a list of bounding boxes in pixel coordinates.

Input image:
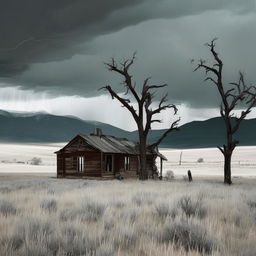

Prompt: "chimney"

[95,128,102,136]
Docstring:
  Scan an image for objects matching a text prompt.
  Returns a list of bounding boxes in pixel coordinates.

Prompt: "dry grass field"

[0,175,256,256]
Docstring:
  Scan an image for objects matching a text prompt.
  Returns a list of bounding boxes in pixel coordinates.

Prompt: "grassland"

[0,175,256,256]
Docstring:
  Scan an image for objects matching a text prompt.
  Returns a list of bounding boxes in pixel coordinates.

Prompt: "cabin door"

[105,154,114,172]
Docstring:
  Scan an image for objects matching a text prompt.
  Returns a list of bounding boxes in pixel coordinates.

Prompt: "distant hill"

[146,117,256,148]
[0,110,131,142]
[0,110,256,148]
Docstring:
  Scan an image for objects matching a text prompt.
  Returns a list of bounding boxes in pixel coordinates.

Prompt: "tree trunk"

[223,127,233,185]
[139,135,148,180]
[139,151,148,180]
[224,152,232,184]
[224,132,233,185]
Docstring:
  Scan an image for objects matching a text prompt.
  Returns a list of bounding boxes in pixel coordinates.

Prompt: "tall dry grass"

[0,176,256,256]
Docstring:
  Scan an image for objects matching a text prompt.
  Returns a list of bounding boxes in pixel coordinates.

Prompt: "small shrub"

[122,209,137,223]
[9,234,24,250]
[18,218,54,242]
[197,158,204,163]
[132,192,154,206]
[160,218,216,254]
[0,187,11,194]
[178,195,207,219]
[1,234,24,251]
[60,225,99,255]
[247,200,256,210]
[82,199,106,222]
[47,189,55,195]
[115,226,137,249]
[115,173,124,180]
[30,157,42,165]
[103,215,115,230]
[45,235,60,255]
[62,225,82,242]
[61,237,96,256]
[0,199,17,217]
[19,246,50,256]
[59,208,84,222]
[233,214,241,227]
[40,198,57,213]
[60,200,106,222]
[17,218,61,255]
[155,202,176,219]
[96,244,114,256]
[165,170,175,180]
[132,194,143,206]
[110,200,125,209]
[183,175,188,182]
[238,250,256,256]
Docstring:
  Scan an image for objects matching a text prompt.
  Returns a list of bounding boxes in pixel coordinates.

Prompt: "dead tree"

[101,53,179,180]
[195,39,256,184]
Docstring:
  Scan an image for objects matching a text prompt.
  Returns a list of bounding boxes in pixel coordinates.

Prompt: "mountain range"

[1,109,256,148]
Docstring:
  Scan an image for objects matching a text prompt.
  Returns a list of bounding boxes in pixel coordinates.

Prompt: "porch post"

[100,152,103,177]
[160,157,163,179]
[63,156,66,177]
[137,155,140,175]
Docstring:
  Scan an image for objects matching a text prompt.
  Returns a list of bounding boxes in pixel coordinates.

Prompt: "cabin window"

[124,156,130,171]
[105,155,113,172]
[77,156,85,172]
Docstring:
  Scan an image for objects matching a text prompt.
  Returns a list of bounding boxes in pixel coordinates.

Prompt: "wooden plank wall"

[63,152,101,177]
[57,137,102,177]
[119,155,138,178]
[130,156,138,172]
[63,137,95,153]
[57,154,65,177]
[114,154,123,172]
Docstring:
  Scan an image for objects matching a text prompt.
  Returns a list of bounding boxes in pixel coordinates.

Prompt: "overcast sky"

[0,0,256,130]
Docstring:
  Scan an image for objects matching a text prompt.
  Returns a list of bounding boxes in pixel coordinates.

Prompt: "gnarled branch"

[100,85,139,122]
[151,117,180,148]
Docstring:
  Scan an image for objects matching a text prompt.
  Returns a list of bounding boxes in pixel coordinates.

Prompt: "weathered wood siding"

[130,156,138,173]
[57,136,101,177]
[62,137,96,153]
[65,152,101,176]
[114,154,123,173]
[57,154,65,177]
[119,155,138,178]
[101,154,138,178]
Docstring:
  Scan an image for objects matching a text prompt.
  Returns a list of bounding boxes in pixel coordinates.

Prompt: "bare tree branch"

[100,85,139,122]
[217,146,225,155]
[105,52,141,103]
[151,118,180,148]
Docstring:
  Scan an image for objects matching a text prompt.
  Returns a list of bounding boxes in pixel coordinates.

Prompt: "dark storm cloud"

[0,0,144,67]
[0,0,255,107]
[0,0,254,73]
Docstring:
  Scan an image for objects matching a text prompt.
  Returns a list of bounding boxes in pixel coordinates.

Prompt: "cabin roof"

[79,134,138,154]
[56,134,167,160]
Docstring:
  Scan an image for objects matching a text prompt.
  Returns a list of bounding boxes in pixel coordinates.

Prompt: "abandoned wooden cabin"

[55,129,167,179]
